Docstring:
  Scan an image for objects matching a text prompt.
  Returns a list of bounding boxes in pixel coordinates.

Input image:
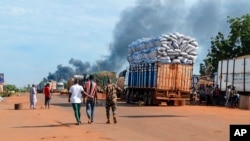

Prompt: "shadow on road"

[51,102,104,107]
[121,115,186,118]
[12,121,75,128]
[51,101,138,108]
[51,103,72,107]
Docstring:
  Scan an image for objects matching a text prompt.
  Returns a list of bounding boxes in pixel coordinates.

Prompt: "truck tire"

[125,90,130,104]
[167,100,174,106]
[148,92,153,106]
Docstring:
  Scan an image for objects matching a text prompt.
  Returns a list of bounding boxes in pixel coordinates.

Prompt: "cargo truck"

[67,74,87,91]
[215,56,250,109]
[49,81,57,93]
[124,62,193,106]
[57,82,64,93]
[36,84,44,93]
[216,56,250,95]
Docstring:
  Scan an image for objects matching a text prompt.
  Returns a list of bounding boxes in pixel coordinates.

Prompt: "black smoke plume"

[47,0,250,81]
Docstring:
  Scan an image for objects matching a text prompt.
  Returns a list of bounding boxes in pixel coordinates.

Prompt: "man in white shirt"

[68,79,84,125]
[29,84,37,109]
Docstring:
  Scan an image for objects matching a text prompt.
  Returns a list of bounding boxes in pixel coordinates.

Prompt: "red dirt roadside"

[0,93,103,141]
[1,92,250,141]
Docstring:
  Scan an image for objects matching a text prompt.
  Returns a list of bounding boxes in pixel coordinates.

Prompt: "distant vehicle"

[36,84,44,93]
[41,81,57,93]
[67,74,87,92]
[60,89,68,94]
[57,82,64,93]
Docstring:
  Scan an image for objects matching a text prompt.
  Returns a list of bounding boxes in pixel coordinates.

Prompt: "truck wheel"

[167,100,174,106]
[143,92,148,105]
[148,92,153,106]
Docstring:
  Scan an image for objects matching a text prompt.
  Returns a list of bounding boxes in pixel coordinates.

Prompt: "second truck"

[124,63,193,106]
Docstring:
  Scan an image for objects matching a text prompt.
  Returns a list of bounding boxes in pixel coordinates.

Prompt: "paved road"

[49,93,250,141]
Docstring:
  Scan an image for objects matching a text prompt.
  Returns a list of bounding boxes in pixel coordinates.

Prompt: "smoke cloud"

[47,0,250,81]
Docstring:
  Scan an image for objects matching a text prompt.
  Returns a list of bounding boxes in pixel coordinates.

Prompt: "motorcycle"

[226,94,240,108]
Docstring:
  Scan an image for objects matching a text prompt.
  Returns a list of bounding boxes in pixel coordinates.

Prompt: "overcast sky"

[1,0,250,88]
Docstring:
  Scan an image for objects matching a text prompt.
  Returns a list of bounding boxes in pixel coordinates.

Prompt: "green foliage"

[0,85,19,97]
[3,84,19,92]
[0,84,29,97]
[199,63,206,76]
[201,14,250,75]
[18,88,29,93]
[0,91,12,97]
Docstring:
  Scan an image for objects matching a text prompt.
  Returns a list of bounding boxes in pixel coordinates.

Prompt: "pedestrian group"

[29,74,120,125]
[194,84,240,107]
[68,75,120,125]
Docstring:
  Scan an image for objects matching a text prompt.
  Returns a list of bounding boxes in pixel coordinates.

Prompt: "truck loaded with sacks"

[124,32,199,106]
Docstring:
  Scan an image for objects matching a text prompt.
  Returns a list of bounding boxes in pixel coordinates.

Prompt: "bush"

[0,91,12,97]
[3,84,19,92]
[0,84,21,97]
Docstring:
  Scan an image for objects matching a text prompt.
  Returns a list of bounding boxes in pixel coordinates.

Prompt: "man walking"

[105,79,121,124]
[84,75,97,124]
[68,79,84,125]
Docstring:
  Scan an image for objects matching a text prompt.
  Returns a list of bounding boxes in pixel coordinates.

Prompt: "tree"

[3,84,19,92]
[3,84,19,96]
[228,14,250,55]
[200,14,250,75]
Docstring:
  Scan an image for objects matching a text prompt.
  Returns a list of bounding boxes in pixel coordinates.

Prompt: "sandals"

[88,119,91,124]
[75,121,81,125]
[106,120,110,124]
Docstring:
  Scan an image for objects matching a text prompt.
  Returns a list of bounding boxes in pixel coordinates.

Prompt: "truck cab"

[123,66,130,102]
[57,82,64,93]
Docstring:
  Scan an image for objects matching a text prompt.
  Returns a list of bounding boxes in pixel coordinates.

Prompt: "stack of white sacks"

[127,32,198,64]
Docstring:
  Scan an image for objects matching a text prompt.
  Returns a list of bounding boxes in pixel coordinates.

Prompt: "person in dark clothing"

[105,79,121,124]
[199,85,206,105]
[206,85,213,106]
[213,85,220,106]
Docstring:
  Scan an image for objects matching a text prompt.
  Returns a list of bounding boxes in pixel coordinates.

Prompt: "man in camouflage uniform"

[105,79,121,124]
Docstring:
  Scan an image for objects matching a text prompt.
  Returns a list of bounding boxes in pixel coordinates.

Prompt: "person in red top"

[44,83,51,109]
